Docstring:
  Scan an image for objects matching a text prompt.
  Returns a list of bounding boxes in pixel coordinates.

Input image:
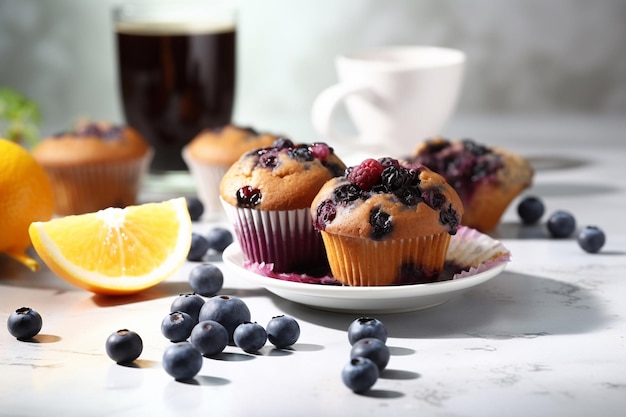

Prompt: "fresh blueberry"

[547,210,577,238]
[185,196,204,221]
[162,342,203,381]
[7,307,42,340]
[161,311,195,342]
[170,293,205,324]
[350,338,390,371]
[347,317,387,345]
[189,320,229,357]
[517,196,545,225]
[105,329,143,364]
[266,315,300,349]
[188,263,223,297]
[198,295,251,344]
[341,357,379,393]
[187,233,210,261]
[206,227,234,252]
[233,322,267,353]
[577,226,606,253]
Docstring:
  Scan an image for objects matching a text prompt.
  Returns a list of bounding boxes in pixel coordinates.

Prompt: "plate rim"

[222,243,507,303]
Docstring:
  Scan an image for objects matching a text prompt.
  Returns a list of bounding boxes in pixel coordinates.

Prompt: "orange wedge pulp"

[29,197,192,295]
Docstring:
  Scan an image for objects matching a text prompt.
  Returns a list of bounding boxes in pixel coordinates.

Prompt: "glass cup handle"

[311,82,370,145]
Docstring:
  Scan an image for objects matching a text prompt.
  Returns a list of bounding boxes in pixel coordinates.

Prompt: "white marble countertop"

[1,115,625,417]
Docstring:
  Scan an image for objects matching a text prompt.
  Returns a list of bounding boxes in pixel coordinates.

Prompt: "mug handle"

[311,82,371,145]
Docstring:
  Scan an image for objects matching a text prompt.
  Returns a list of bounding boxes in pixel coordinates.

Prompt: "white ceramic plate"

[222,237,508,314]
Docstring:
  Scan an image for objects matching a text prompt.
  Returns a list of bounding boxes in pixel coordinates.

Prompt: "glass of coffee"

[113,1,236,172]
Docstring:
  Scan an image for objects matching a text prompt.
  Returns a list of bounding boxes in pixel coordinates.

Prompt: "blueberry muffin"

[220,138,346,272]
[311,157,463,286]
[405,137,533,232]
[32,121,152,215]
[182,124,279,219]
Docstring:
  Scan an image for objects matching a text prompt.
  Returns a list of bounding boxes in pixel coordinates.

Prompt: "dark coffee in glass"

[115,12,236,171]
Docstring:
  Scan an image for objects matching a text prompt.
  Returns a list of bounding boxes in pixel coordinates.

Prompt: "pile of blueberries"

[104,259,301,381]
[157,292,301,381]
[342,317,390,393]
[517,196,606,253]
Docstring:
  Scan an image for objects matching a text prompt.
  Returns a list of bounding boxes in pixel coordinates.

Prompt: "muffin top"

[311,157,464,240]
[220,138,346,211]
[406,137,533,201]
[32,121,150,167]
[186,124,279,166]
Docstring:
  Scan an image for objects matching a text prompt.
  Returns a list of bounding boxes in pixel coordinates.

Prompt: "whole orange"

[0,138,54,271]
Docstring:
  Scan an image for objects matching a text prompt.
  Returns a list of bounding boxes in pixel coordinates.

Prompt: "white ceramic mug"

[311,46,465,158]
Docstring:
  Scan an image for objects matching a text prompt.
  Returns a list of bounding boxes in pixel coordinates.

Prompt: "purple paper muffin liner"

[221,199,327,273]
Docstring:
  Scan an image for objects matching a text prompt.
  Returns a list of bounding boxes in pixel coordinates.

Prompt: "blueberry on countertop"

[517,196,545,225]
[577,225,606,253]
[185,196,204,221]
[266,315,300,349]
[198,295,251,344]
[170,293,205,325]
[162,342,203,381]
[350,338,390,371]
[187,233,210,261]
[188,263,223,297]
[105,329,143,364]
[347,317,387,345]
[547,210,577,238]
[161,311,195,342]
[7,307,42,340]
[205,227,234,252]
[233,322,267,353]
[189,320,229,357]
[341,357,379,393]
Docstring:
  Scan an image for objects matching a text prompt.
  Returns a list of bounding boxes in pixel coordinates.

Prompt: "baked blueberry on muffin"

[311,157,463,286]
[31,121,152,215]
[183,124,279,218]
[220,138,346,273]
[405,137,533,232]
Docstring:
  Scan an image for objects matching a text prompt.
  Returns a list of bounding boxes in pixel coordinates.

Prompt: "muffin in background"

[31,121,152,215]
[220,138,346,273]
[182,125,278,219]
[405,137,533,232]
[311,157,463,286]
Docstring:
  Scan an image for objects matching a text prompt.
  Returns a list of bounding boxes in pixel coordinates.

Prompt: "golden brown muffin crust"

[32,122,150,167]
[220,142,346,211]
[187,124,279,166]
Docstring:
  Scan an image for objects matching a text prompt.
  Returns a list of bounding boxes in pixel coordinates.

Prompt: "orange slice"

[28,198,192,295]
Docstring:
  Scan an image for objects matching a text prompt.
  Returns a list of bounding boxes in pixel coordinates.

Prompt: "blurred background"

[1,0,625,141]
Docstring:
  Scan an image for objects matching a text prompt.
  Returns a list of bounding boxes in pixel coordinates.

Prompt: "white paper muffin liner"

[182,146,229,219]
[43,150,152,215]
[448,226,511,279]
[243,225,510,285]
[221,198,327,273]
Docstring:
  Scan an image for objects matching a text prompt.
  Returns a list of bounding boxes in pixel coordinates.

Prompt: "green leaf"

[0,87,42,146]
